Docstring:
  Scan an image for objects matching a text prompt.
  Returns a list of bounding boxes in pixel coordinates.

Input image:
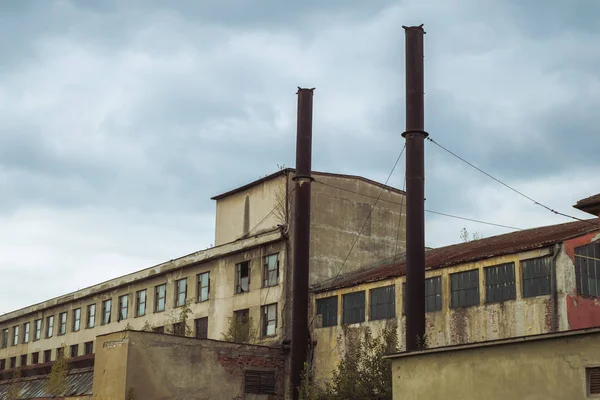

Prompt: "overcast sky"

[1,0,599,313]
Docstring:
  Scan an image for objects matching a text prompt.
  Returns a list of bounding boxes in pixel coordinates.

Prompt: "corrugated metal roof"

[0,367,93,399]
[313,218,600,293]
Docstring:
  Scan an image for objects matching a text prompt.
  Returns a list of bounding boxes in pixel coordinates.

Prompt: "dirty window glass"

[370,285,395,321]
[450,269,480,308]
[316,296,338,327]
[485,263,516,303]
[575,241,600,297]
[521,257,551,298]
[342,291,365,324]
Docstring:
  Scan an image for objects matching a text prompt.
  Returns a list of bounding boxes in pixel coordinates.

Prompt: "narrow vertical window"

[1,328,7,348]
[136,289,147,317]
[102,299,112,325]
[23,322,30,343]
[197,272,210,302]
[46,315,54,338]
[70,344,79,358]
[155,284,166,312]
[195,317,208,339]
[175,278,187,307]
[87,304,96,328]
[73,308,81,332]
[235,261,251,294]
[43,350,51,363]
[20,354,27,367]
[342,291,366,324]
[233,309,250,342]
[263,254,279,287]
[450,269,480,308]
[12,326,19,346]
[34,319,42,341]
[84,341,94,355]
[31,352,39,364]
[58,312,67,335]
[316,296,338,327]
[261,303,277,337]
[118,295,128,321]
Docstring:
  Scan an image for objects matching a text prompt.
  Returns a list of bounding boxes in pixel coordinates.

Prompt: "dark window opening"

[261,303,277,337]
[451,269,480,308]
[1,328,7,348]
[233,309,250,342]
[370,285,396,321]
[20,354,27,367]
[342,291,365,325]
[118,295,128,321]
[236,261,251,294]
[102,299,112,325]
[195,317,208,339]
[172,322,185,336]
[263,254,279,287]
[0,359,5,370]
[522,257,552,298]
[316,296,338,327]
[588,367,600,395]
[403,277,443,314]
[197,272,210,302]
[84,341,94,355]
[245,370,276,395]
[56,347,64,358]
[9,357,16,369]
[70,344,79,358]
[87,304,96,328]
[12,325,19,346]
[153,326,165,334]
[485,263,516,303]
[32,352,39,364]
[575,241,600,297]
[44,350,51,363]
[58,312,67,335]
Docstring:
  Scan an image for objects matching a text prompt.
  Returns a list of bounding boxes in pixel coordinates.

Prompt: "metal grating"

[589,367,600,395]
[244,370,276,394]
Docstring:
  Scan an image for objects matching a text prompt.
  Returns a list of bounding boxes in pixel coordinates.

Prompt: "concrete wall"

[311,246,574,382]
[390,329,600,400]
[0,232,287,371]
[93,331,284,400]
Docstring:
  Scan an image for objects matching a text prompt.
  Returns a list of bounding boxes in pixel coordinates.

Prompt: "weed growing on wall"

[45,344,69,397]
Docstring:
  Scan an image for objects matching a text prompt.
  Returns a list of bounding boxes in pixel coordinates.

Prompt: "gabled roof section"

[210,168,406,200]
[313,218,600,293]
[574,193,600,216]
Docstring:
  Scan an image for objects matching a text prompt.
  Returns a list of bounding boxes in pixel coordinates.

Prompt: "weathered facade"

[0,169,406,393]
[310,218,600,381]
[93,330,285,400]
[386,327,600,400]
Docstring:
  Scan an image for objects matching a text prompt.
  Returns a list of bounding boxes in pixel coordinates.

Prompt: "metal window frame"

[23,322,30,344]
[485,262,517,304]
[175,278,187,307]
[575,241,600,298]
[369,285,396,321]
[261,303,278,337]
[87,304,96,328]
[235,261,251,294]
[136,289,147,317]
[342,291,366,325]
[263,253,280,288]
[102,299,112,325]
[46,315,54,338]
[521,256,552,298]
[197,271,211,302]
[316,296,338,328]
[58,312,67,335]
[73,309,81,332]
[118,295,129,321]
[450,269,480,309]
[155,284,167,312]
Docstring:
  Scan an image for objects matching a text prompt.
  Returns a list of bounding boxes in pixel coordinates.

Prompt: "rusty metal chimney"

[402,25,427,352]
[290,87,314,398]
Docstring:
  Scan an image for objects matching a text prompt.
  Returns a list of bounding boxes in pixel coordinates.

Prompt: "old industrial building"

[0,169,406,391]
[310,192,600,380]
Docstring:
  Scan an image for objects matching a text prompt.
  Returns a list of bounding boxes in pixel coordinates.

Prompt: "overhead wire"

[426,136,599,227]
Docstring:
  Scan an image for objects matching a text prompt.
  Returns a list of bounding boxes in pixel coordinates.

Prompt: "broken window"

[70,344,79,358]
[261,303,277,337]
[32,352,39,364]
[23,322,30,343]
[233,309,250,342]
[244,370,276,395]
[370,285,396,321]
[44,350,51,363]
[342,291,365,325]
[263,254,279,287]
[20,355,27,367]
[316,296,338,328]
[136,289,147,317]
[235,261,251,294]
[12,325,19,346]
[403,277,443,314]
[73,308,81,332]
[485,263,516,303]
[118,295,128,321]
[195,317,208,339]
[155,284,166,312]
[197,272,210,302]
[1,328,7,348]
[46,315,54,338]
[102,299,112,325]
[56,347,64,358]
[84,341,94,355]
[87,304,96,328]
[175,278,187,307]
[450,269,480,308]
[58,312,67,335]
[575,241,600,297]
[172,322,185,336]
[34,319,42,341]
[521,256,552,298]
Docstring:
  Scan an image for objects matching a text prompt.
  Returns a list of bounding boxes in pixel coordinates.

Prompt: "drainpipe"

[402,24,427,352]
[290,87,315,399]
[551,243,561,332]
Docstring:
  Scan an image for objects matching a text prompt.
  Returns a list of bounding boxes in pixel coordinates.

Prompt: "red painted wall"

[564,233,600,329]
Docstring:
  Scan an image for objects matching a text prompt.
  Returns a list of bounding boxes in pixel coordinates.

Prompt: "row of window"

[0,253,281,349]
[0,341,94,371]
[317,256,556,327]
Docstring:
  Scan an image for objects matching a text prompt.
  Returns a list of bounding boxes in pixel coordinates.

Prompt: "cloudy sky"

[1,0,599,313]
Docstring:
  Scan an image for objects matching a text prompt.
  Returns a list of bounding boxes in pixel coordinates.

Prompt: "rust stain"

[544,299,553,332]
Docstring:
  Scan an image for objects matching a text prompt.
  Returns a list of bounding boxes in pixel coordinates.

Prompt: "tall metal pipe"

[402,25,427,352]
[290,87,314,398]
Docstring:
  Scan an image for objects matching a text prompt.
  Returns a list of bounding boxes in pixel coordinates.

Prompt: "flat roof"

[210,168,406,200]
[384,326,600,360]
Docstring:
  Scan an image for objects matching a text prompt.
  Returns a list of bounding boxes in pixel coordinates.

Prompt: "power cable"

[393,175,407,257]
[426,136,599,227]
[313,180,522,231]
[246,187,296,236]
